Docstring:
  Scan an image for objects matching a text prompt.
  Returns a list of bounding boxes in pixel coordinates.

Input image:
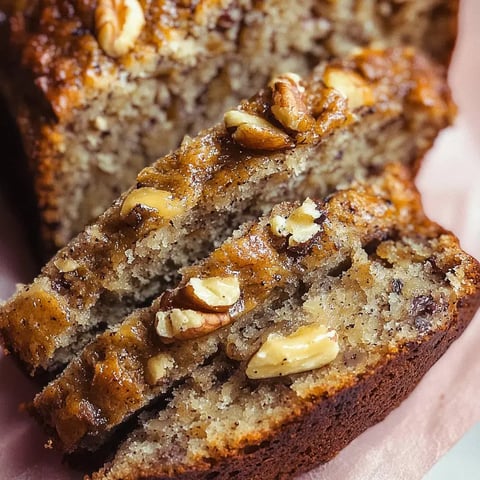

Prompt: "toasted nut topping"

[270,215,288,237]
[95,0,145,58]
[54,258,79,273]
[270,198,322,246]
[323,67,374,110]
[145,353,175,385]
[155,309,231,341]
[183,276,241,312]
[286,198,322,246]
[270,74,314,132]
[224,110,294,151]
[120,187,184,219]
[246,323,339,379]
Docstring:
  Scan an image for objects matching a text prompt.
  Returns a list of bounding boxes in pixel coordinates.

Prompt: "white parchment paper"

[1,1,479,478]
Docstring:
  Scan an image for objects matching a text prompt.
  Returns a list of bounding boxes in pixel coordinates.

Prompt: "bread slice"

[43,162,477,479]
[0,47,454,376]
[0,0,458,249]
[91,283,479,480]
[29,162,447,454]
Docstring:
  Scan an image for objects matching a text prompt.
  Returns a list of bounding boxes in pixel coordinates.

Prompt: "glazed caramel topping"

[33,217,296,450]
[43,48,448,316]
[1,286,70,369]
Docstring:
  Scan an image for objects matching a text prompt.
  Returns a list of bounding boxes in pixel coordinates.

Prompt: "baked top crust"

[1,0,458,121]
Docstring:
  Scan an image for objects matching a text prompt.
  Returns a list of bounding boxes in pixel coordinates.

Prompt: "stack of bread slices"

[1,1,479,479]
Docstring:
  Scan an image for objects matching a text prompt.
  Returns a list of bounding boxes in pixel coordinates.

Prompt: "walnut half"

[155,308,232,342]
[270,73,314,133]
[95,0,146,58]
[246,323,339,379]
[224,110,294,151]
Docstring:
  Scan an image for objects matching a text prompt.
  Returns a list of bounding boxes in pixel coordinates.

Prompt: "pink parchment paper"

[1,1,479,478]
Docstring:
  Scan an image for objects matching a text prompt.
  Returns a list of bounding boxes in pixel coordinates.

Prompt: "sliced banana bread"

[0,0,458,249]
[31,163,426,452]
[0,48,454,376]
[73,166,480,480]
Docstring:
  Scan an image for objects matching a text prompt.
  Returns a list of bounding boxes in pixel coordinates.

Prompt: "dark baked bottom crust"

[107,280,480,480]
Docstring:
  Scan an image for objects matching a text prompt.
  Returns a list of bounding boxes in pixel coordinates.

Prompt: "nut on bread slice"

[32,164,480,464]
[0,48,454,376]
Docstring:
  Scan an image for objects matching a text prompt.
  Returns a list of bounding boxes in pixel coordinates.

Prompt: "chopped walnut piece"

[155,308,232,342]
[54,258,80,273]
[270,198,323,246]
[224,110,294,151]
[95,0,146,58]
[246,323,339,379]
[183,276,241,313]
[270,73,314,132]
[120,187,184,220]
[145,353,175,385]
[323,67,375,110]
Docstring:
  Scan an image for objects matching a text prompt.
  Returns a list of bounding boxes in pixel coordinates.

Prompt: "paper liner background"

[1,1,479,478]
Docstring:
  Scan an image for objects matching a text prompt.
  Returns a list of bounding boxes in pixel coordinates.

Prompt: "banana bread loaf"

[30,163,435,453]
[0,0,458,249]
[0,48,454,376]
[52,163,479,479]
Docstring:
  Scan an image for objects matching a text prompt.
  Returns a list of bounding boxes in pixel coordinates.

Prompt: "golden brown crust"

[91,263,480,480]
[1,0,458,120]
